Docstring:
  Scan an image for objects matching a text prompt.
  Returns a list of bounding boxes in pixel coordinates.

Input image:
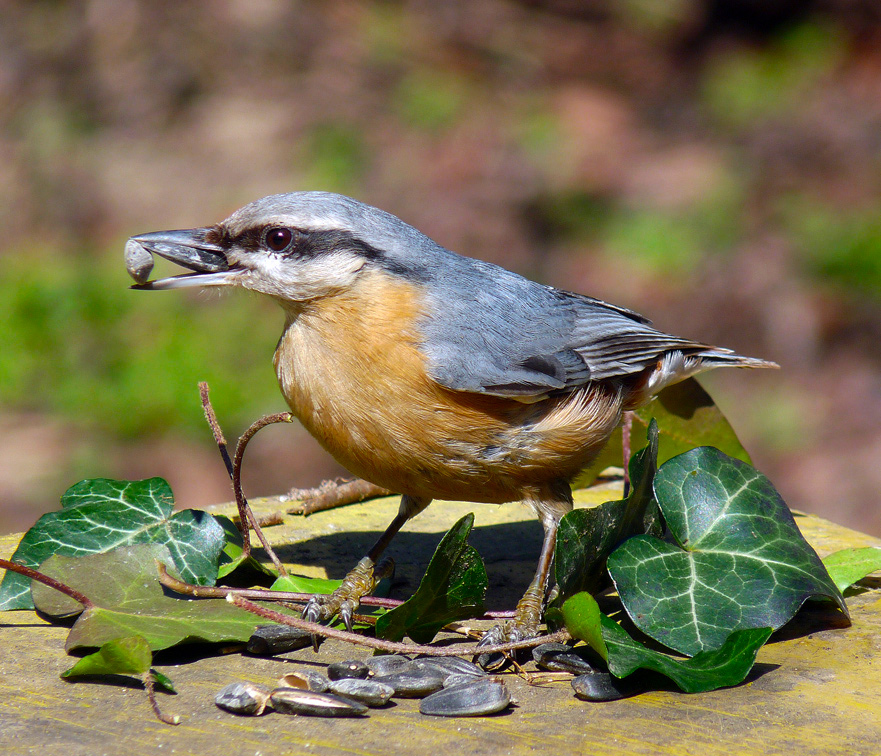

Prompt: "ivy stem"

[0,558,94,609]
[156,562,516,619]
[143,673,179,726]
[199,382,289,576]
[232,412,293,576]
[227,593,569,656]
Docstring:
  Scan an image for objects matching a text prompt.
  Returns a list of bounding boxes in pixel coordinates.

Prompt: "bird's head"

[126,192,436,306]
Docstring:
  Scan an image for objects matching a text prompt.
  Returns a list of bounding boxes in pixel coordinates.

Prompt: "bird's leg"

[478,482,573,650]
[303,494,430,629]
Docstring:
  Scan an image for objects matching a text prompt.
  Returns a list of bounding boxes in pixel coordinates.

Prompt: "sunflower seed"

[419,679,511,717]
[571,671,640,701]
[373,667,445,698]
[247,624,313,655]
[365,654,413,677]
[329,678,395,707]
[327,660,370,680]
[214,682,272,716]
[270,688,368,717]
[532,643,598,675]
[277,670,329,693]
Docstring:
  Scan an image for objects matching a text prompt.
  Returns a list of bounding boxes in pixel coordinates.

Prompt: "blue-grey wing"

[419,257,703,398]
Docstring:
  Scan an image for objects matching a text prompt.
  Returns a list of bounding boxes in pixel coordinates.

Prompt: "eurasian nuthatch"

[126,192,777,642]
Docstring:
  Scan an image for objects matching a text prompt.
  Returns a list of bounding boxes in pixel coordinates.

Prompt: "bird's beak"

[125,228,239,290]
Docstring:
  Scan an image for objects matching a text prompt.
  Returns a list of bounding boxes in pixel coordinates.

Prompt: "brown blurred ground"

[1,0,880,534]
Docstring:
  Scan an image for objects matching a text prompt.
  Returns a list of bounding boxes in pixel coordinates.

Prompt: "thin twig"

[143,673,179,725]
[200,382,290,575]
[232,412,294,576]
[200,382,235,479]
[156,561,516,619]
[287,479,393,516]
[232,511,285,529]
[0,558,94,609]
[227,593,570,656]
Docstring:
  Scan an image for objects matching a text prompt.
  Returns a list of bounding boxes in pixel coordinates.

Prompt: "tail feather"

[627,348,778,408]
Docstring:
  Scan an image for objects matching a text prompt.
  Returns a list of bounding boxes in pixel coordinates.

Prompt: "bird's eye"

[265,227,294,252]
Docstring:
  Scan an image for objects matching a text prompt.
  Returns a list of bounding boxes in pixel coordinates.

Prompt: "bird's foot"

[475,585,544,670]
[303,556,393,632]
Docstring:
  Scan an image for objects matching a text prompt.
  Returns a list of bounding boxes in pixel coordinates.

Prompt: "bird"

[125,191,778,643]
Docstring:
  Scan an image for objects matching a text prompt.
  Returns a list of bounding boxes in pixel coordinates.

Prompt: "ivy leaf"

[822,547,881,593]
[271,574,343,594]
[575,378,751,488]
[215,515,277,580]
[608,448,847,656]
[562,592,771,693]
[375,514,487,644]
[32,543,292,652]
[62,635,153,679]
[150,669,177,693]
[555,421,662,600]
[0,478,226,611]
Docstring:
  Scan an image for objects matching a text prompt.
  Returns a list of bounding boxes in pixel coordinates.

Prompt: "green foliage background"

[2,1,880,533]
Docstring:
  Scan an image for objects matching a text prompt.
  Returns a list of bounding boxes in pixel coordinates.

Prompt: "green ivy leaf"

[574,378,751,488]
[0,478,226,611]
[822,547,881,593]
[149,669,177,693]
[608,448,847,656]
[62,635,153,679]
[562,592,771,693]
[555,421,662,600]
[32,543,294,652]
[375,514,487,644]
[558,591,607,660]
[215,515,277,580]
[270,574,343,594]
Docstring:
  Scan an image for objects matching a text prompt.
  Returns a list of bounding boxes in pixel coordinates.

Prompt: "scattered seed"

[329,678,395,708]
[365,654,413,677]
[327,660,370,681]
[214,682,272,716]
[277,671,330,693]
[247,625,313,655]
[443,673,485,689]
[571,671,640,702]
[415,655,487,681]
[373,667,445,698]
[532,642,599,675]
[419,679,511,717]
[270,688,368,717]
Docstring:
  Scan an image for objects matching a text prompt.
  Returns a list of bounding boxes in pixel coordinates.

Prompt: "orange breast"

[274,269,624,503]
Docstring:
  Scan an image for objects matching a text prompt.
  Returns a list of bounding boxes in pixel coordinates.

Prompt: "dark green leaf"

[562,592,771,693]
[32,543,295,652]
[822,547,881,593]
[62,635,153,679]
[0,478,226,610]
[375,514,487,644]
[555,421,662,600]
[574,378,751,488]
[608,448,847,656]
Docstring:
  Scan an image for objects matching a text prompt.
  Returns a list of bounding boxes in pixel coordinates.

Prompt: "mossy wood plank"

[1,489,880,755]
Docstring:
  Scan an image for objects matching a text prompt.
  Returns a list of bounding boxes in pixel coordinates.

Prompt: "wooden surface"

[2,484,881,756]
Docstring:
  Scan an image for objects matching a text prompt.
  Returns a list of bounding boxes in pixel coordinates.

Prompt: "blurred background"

[1,0,880,535]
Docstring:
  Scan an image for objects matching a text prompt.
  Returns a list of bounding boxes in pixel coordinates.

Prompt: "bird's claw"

[300,556,394,641]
